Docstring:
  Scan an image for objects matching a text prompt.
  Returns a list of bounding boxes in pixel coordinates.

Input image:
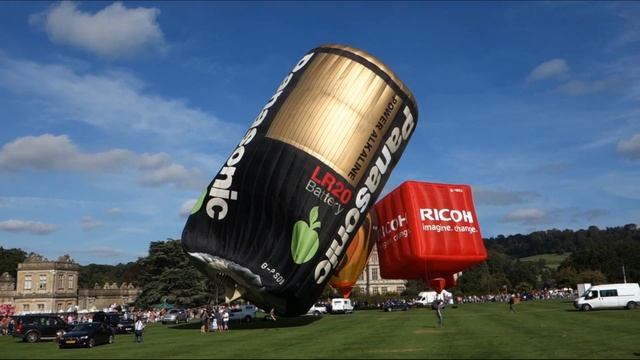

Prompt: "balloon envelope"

[374,181,487,291]
[182,45,418,316]
[329,212,378,298]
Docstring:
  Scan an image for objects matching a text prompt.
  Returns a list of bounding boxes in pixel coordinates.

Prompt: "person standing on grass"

[509,294,516,313]
[134,317,145,343]
[222,308,229,331]
[435,299,445,328]
[201,308,210,334]
[215,307,224,333]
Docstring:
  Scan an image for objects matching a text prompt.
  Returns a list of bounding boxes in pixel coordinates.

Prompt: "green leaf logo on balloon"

[190,189,207,214]
[291,206,321,264]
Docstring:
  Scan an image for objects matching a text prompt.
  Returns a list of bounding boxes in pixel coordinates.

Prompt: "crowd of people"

[0,316,15,335]
[456,288,575,304]
[197,306,230,333]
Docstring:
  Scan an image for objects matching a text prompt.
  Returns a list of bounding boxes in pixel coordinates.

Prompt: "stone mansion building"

[355,245,407,296]
[0,253,140,314]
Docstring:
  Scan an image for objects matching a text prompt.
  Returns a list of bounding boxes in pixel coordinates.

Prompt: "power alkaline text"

[314,106,415,284]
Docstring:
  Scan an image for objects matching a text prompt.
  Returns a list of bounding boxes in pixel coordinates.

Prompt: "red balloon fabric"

[374,181,487,290]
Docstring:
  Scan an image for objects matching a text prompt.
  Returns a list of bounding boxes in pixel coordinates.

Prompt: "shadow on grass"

[167,316,321,331]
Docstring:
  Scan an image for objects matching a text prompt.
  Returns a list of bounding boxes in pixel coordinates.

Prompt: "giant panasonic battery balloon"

[374,181,487,292]
[329,212,378,299]
[182,45,418,316]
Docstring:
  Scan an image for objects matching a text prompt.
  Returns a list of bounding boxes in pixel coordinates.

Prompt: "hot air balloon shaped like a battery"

[182,45,418,315]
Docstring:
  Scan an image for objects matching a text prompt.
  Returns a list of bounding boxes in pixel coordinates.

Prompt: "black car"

[58,322,115,348]
[12,314,73,343]
[94,311,134,334]
[381,300,409,312]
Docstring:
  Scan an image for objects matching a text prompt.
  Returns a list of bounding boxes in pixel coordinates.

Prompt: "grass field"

[1,300,638,359]
[520,253,571,269]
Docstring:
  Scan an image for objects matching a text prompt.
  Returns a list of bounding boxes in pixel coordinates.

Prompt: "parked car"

[228,304,257,322]
[382,300,409,312]
[102,312,134,334]
[58,322,115,348]
[12,314,73,343]
[305,303,328,316]
[161,309,188,324]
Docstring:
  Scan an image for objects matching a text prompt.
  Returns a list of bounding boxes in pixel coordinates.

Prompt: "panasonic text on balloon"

[420,208,474,223]
[348,96,399,182]
[314,105,415,284]
[205,52,315,220]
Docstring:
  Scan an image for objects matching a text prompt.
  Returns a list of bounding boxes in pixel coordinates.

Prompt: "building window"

[381,287,387,294]
[372,287,379,295]
[358,273,365,281]
[24,275,32,290]
[37,304,45,312]
[23,304,30,312]
[57,303,63,312]
[58,274,64,289]
[39,274,47,290]
[397,286,405,294]
[371,268,379,281]
[68,275,74,290]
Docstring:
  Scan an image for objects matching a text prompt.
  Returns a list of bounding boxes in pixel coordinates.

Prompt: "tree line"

[1,223,638,307]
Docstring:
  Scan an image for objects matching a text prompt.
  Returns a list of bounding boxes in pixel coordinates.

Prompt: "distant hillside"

[485,224,639,258]
[482,223,639,284]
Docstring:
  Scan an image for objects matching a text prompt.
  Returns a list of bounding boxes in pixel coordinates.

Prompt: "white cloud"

[557,76,624,95]
[70,246,125,258]
[601,172,640,200]
[0,219,58,235]
[570,209,609,222]
[0,54,240,145]
[611,5,640,49]
[526,58,568,83]
[106,207,122,214]
[617,133,640,160]
[80,216,103,231]
[179,199,197,218]
[0,134,205,189]
[30,1,166,59]
[501,208,547,224]
[139,163,205,189]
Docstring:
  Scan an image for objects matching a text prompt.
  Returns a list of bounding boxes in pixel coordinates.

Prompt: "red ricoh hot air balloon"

[329,212,378,298]
[374,181,487,293]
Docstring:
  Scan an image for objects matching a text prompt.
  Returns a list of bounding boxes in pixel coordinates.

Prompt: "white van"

[415,291,437,307]
[574,283,640,311]
[330,298,354,314]
[415,290,452,307]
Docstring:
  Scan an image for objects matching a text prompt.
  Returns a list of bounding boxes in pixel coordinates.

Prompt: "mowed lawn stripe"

[1,300,638,359]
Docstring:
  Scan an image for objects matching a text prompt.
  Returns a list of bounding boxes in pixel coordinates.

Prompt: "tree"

[578,270,607,284]
[401,279,427,297]
[134,239,218,309]
[555,267,580,288]
[0,247,26,278]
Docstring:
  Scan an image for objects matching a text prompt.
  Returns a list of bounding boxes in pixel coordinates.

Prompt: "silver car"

[161,309,188,324]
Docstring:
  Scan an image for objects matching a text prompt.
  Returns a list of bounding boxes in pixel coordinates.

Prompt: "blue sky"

[0,1,639,265]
